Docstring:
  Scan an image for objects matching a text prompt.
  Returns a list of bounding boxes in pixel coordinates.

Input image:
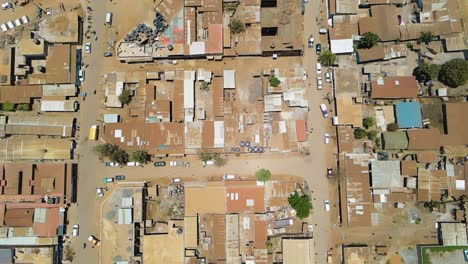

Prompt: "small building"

[282,237,315,264]
[442,102,468,146]
[440,223,468,246]
[18,38,46,57]
[41,100,78,112]
[407,128,441,150]
[223,70,235,89]
[103,114,120,124]
[371,160,403,189]
[395,102,422,129]
[382,131,408,150]
[371,76,418,99]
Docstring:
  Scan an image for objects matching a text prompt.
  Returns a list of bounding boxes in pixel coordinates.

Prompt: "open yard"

[420,98,444,133]
[421,246,468,264]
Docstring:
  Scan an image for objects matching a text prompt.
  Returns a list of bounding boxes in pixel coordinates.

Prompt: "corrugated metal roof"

[0,249,13,264]
[223,70,235,89]
[395,102,422,129]
[371,160,403,189]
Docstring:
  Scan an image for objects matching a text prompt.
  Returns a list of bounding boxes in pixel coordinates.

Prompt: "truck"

[88,125,98,140]
[105,12,112,25]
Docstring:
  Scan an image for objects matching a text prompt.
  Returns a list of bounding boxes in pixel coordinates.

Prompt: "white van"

[105,12,112,25]
[319,28,328,34]
[0,24,7,32]
[21,15,29,24]
[316,62,322,74]
[324,200,330,211]
[14,19,22,27]
[320,104,329,118]
[202,160,215,166]
[223,174,235,180]
[6,21,14,29]
[79,70,85,82]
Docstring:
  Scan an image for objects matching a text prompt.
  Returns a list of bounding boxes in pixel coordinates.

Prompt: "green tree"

[318,50,336,66]
[118,89,132,105]
[353,128,367,139]
[1,102,15,111]
[438,58,468,87]
[413,63,441,83]
[269,76,281,87]
[16,104,30,111]
[230,18,245,34]
[375,138,381,148]
[93,143,119,158]
[363,117,375,129]
[418,31,435,44]
[367,130,378,140]
[130,150,149,164]
[200,152,213,162]
[288,191,312,219]
[110,148,129,164]
[387,123,399,132]
[357,32,380,49]
[256,168,271,182]
[199,81,209,91]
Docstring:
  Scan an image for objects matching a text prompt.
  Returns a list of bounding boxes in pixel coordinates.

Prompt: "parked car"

[79,69,85,82]
[317,76,323,90]
[88,235,101,246]
[102,177,114,183]
[324,200,330,211]
[96,188,104,197]
[85,42,91,53]
[104,51,112,57]
[14,18,22,26]
[6,20,14,29]
[202,160,215,166]
[1,2,12,10]
[223,174,236,180]
[72,224,79,236]
[316,43,321,55]
[0,24,7,32]
[320,103,329,118]
[325,72,331,83]
[463,249,468,262]
[324,133,330,144]
[115,175,125,180]
[171,178,181,183]
[21,15,29,24]
[127,161,140,167]
[327,168,333,178]
[153,161,166,167]
[104,162,120,167]
[308,36,314,48]
[316,62,322,74]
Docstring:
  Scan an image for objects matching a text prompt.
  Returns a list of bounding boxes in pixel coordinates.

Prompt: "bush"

[418,31,435,44]
[318,50,336,66]
[357,32,380,49]
[363,117,375,129]
[110,148,129,164]
[118,89,132,105]
[288,191,312,219]
[438,58,468,87]
[1,102,15,111]
[375,138,381,148]
[93,143,119,159]
[387,123,399,132]
[413,63,441,83]
[16,104,30,111]
[269,76,281,87]
[230,18,245,34]
[130,150,149,164]
[353,128,367,139]
[367,130,378,140]
[256,168,271,182]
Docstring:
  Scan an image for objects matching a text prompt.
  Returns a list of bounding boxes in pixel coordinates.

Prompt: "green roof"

[382,131,408,150]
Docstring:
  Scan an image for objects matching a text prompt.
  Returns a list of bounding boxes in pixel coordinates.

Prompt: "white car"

[72,224,79,236]
[14,18,22,27]
[171,178,181,183]
[0,24,7,32]
[316,62,322,74]
[127,161,140,167]
[325,72,331,83]
[320,103,329,118]
[317,76,323,90]
[324,133,330,144]
[85,43,91,53]
[96,188,104,197]
[21,15,29,24]
[324,200,330,211]
[79,70,85,82]
[1,2,12,10]
[6,20,14,29]
[223,174,235,180]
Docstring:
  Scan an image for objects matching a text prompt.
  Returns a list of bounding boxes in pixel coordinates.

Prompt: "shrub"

[269,76,281,87]
[288,191,312,219]
[256,168,271,182]
[118,89,132,104]
[387,123,399,132]
[230,18,245,34]
[16,104,30,111]
[418,31,435,44]
[367,130,378,140]
[93,143,119,159]
[357,32,380,49]
[1,102,15,111]
[353,128,367,139]
[318,50,336,66]
[363,117,375,129]
[130,150,149,164]
[110,148,129,164]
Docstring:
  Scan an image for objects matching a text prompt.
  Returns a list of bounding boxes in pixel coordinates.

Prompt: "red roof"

[206,24,223,54]
[226,186,265,213]
[295,120,307,142]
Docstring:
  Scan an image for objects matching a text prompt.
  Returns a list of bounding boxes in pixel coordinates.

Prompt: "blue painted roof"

[395,102,422,129]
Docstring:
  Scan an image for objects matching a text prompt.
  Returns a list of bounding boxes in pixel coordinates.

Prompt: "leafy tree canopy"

[256,168,272,182]
[288,191,312,219]
[438,58,468,88]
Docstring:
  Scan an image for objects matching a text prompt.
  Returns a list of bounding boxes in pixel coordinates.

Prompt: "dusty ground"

[422,246,468,264]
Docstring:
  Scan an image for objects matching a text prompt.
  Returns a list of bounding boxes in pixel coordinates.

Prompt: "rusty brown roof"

[45,44,76,84]
[337,126,354,153]
[371,76,418,99]
[401,160,418,176]
[0,85,42,103]
[407,128,441,150]
[172,80,185,122]
[358,5,400,41]
[212,77,224,117]
[4,207,34,227]
[442,102,468,146]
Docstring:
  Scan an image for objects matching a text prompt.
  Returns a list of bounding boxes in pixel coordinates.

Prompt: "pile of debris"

[123,23,155,44]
